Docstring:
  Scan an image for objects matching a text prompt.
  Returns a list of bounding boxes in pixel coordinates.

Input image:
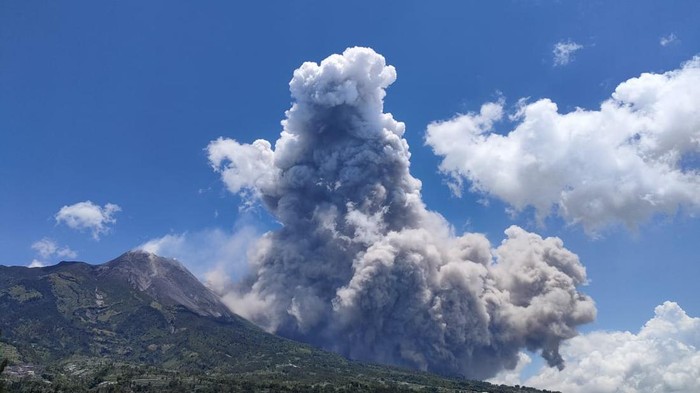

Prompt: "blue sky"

[2,1,700,389]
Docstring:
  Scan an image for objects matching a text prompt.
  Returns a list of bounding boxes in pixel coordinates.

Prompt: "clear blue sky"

[2,0,699,370]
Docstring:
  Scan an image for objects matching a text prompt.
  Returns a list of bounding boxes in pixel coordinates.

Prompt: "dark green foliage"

[0,329,7,393]
[4,367,553,393]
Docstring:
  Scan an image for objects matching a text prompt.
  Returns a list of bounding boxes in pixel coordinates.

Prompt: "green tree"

[0,329,7,393]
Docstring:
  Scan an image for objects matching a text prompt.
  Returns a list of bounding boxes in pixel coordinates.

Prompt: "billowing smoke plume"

[207,47,595,379]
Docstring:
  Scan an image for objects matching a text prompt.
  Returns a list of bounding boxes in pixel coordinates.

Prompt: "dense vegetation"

[0,331,7,393]
[1,362,550,393]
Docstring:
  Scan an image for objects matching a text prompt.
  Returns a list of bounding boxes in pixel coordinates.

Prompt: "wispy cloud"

[552,40,583,66]
[660,33,679,47]
[28,238,77,267]
[31,238,76,259]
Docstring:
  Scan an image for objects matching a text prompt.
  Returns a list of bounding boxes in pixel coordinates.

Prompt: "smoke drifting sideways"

[207,47,596,379]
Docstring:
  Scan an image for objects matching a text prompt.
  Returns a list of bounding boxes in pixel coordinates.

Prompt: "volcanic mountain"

[0,251,549,392]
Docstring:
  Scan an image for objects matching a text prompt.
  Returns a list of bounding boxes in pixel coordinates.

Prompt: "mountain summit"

[101,250,233,319]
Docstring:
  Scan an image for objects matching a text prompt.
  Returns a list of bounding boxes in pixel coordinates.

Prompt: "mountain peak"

[100,250,234,319]
[108,250,188,276]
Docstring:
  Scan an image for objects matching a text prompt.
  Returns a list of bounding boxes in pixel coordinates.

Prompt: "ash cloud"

[207,47,595,378]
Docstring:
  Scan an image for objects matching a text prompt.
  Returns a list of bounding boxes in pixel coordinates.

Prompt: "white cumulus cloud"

[207,138,277,208]
[553,41,583,66]
[426,56,700,234]
[491,302,700,393]
[55,201,121,240]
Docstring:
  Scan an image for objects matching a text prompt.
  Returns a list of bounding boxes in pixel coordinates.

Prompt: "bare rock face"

[99,250,234,319]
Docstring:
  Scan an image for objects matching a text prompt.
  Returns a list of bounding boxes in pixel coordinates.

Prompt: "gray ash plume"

[207,47,595,379]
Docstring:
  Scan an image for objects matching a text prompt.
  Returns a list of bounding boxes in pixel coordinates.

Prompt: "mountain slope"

[0,251,337,372]
[0,251,550,392]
